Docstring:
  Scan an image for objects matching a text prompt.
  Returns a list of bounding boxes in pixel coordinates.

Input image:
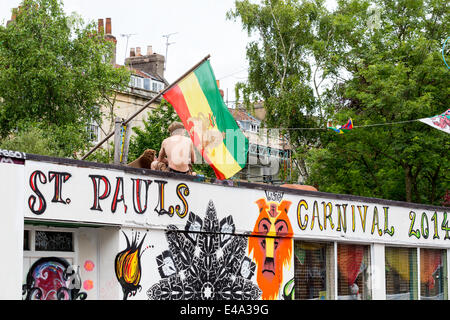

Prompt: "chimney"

[130,48,135,57]
[105,17,112,34]
[147,45,153,55]
[98,18,104,33]
[136,47,142,56]
[98,17,116,65]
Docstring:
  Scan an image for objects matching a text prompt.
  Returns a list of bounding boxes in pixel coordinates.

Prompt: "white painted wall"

[371,243,386,300]
[2,156,449,300]
[0,163,24,299]
[98,227,121,300]
[78,227,99,300]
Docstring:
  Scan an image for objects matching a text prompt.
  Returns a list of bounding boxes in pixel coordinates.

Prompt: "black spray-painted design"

[22,257,87,300]
[147,200,261,300]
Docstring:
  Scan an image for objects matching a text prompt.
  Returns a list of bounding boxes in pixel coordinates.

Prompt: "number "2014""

[408,211,450,240]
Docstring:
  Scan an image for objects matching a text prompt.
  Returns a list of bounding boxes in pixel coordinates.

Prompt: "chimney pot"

[105,17,112,34]
[136,47,142,56]
[147,45,153,55]
[130,48,135,57]
[98,18,104,33]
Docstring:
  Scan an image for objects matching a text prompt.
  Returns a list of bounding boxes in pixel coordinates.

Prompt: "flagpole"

[81,54,211,160]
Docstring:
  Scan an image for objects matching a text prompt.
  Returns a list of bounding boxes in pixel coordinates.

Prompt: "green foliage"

[84,141,115,164]
[230,0,449,205]
[0,120,90,157]
[0,0,130,156]
[127,100,180,162]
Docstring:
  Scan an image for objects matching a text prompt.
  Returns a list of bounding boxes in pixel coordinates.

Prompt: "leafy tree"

[310,0,450,204]
[227,0,341,181]
[0,121,87,157]
[229,0,449,205]
[0,0,130,156]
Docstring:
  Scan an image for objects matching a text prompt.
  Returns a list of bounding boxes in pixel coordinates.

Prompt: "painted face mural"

[22,257,87,300]
[115,231,147,300]
[249,198,293,300]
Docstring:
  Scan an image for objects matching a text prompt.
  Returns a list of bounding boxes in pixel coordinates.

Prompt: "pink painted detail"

[83,280,94,291]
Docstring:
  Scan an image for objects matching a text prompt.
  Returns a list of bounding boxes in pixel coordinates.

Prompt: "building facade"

[229,108,291,184]
[1,150,448,300]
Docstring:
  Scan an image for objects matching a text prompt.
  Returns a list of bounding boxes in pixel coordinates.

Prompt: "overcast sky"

[0,0,256,104]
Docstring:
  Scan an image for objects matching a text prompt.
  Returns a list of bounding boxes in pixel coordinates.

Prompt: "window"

[24,230,30,251]
[144,78,151,91]
[135,77,143,89]
[420,249,448,300]
[337,244,371,300]
[129,75,136,87]
[385,247,418,300]
[152,81,158,92]
[86,121,99,144]
[294,241,335,300]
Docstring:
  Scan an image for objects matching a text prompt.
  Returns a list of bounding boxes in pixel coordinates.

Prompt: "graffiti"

[131,179,152,214]
[48,172,72,204]
[282,278,295,300]
[83,260,95,291]
[154,180,191,218]
[28,169,192,218]
[28,170,47,215]
[84,260,95,271]
[147,200,261,300]
[83,280,94,291]
[115,231,147,300]
[35,231,73,252]
[22,257,87,300]
[0,149,26,164]
[89,175,111,211]
[249,197,293,300]
[409,210,450,240]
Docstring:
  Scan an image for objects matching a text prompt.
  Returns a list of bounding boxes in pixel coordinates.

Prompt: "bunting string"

[261,110,449,134]
[268,119,422,131]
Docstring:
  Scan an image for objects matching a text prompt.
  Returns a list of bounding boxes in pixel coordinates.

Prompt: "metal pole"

[113,117,123,165]
[81,54,211,160]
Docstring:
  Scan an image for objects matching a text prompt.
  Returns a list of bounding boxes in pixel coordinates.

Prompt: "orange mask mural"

[249,198,293,300]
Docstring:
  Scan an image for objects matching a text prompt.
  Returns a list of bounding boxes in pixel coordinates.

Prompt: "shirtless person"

[151,122,196,174]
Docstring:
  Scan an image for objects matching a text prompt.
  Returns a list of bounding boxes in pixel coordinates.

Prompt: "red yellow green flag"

[163,60,248,180]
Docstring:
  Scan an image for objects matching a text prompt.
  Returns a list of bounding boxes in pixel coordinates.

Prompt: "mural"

[23,257,87,300]
[147,200,261,300]
[115,231,147,300]
[249,194,293,300]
